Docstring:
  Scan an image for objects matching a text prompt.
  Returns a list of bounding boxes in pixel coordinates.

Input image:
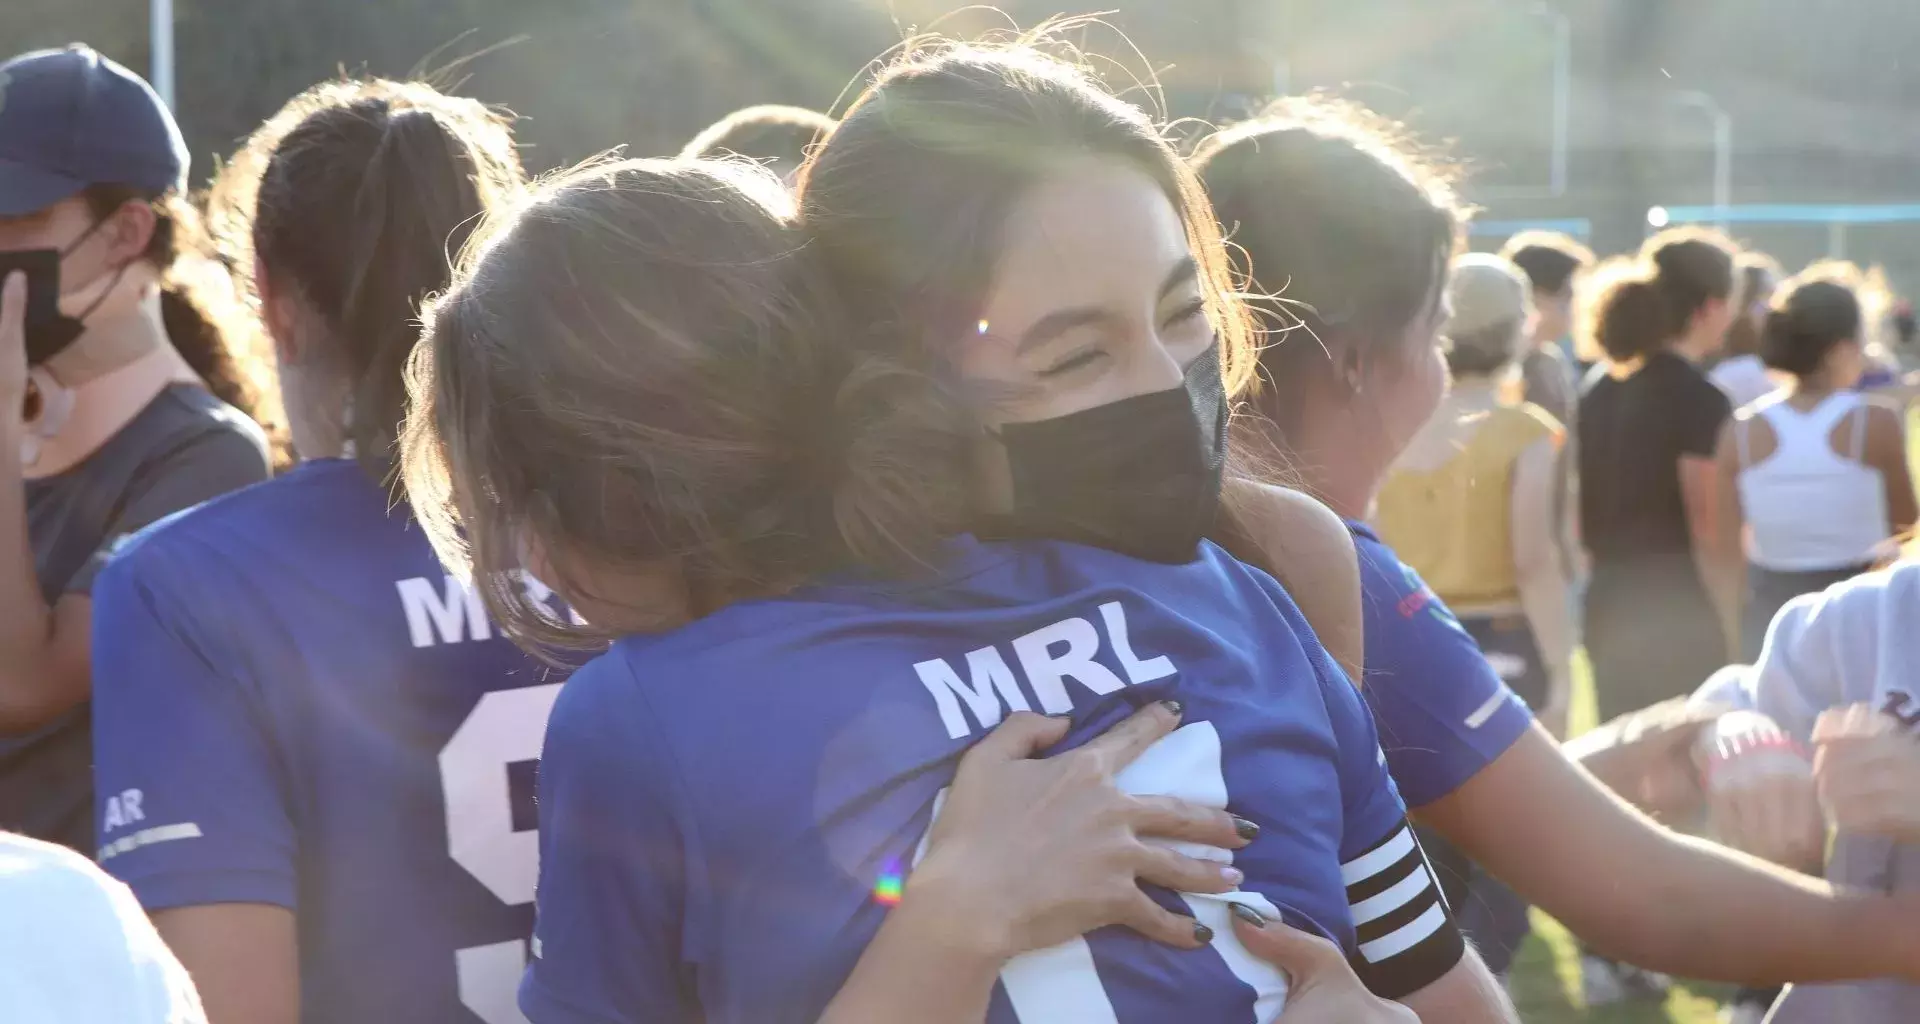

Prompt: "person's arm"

[1224,479,1364,682]
[1418,724,1920,985]
[821,704,1250,1024]
[1311,626,1508,1022]
[1682,383,1740,658]
[0,273,90,732]
[1687,421,1745,660]
[1509,433,1572,736]
[1862,400,1918,537]
[150,905,296,1024]
[91,548,300,1024]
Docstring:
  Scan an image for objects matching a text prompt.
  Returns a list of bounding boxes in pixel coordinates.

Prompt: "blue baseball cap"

[0,44,188,216]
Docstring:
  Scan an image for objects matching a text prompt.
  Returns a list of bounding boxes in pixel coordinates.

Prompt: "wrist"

[895,854,1018,969]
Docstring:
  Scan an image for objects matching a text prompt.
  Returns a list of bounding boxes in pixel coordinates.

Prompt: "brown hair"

[1191,97,1464,441]
[1500,230,1595,298]
[1639,227,1737,344]
[680,104,837,171]
[78,184,287,465]
[402,159,867,649]
[1722,251,1784,359]
[207,79,523,482]
[1761,270,1864,378]
[1579,257,1672,364]
[797,39,1283,554]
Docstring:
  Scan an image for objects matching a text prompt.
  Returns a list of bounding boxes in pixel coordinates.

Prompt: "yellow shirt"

[1375,402,1562,609]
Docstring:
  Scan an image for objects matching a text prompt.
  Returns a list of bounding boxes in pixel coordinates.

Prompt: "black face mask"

[17,216,123,365]
[985,345,1228,563]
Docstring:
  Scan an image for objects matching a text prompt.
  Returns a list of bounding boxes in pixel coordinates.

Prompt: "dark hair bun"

[1760,278,1861,377]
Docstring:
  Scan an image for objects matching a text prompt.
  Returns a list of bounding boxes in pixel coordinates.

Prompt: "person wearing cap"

[0,44,270,854]
[1373,253,1572,980]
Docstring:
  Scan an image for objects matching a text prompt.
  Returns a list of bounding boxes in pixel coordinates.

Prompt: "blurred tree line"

[0,0,1253,184]
[9,0,1920,273]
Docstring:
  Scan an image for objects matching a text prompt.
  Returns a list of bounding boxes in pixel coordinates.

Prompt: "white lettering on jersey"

[1013,616,1128,713]
[397,575,493,648]
[914,647,1030,740]
[442,683,561,1024]
[912,723,1288,1018]
[915,600,1176,739]
[97,822,203,862]
[100,788,145,833]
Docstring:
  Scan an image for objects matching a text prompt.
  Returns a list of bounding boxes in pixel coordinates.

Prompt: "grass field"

[1502,652,1727,1024]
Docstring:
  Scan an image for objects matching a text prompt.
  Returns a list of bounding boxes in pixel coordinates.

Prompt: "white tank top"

[1736,392,1891,571]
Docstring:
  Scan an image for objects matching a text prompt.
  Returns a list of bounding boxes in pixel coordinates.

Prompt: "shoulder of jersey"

[112,462,367,569]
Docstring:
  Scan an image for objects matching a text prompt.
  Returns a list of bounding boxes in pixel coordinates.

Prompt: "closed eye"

[1162,298,1208,332]
[1036,348,1107,378]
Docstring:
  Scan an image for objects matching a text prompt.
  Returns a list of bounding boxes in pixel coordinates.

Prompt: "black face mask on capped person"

[982,345,1227,564]
[13,216,126,365]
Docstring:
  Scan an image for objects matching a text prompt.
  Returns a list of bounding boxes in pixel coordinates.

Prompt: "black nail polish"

[1160,699,1184,716]
[1232,816,1260,841]
[1192,920,1214,944]
[1231,903,1268,928]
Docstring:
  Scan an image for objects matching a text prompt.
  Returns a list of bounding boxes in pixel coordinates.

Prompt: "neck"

[1785,375,1840,400]
[1267,417,1381,521]
[1449,375,1503,402]
[24,311,200,478]
[1671,329,1716,365]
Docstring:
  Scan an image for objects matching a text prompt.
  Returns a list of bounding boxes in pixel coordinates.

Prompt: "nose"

[1129,336,1184,396]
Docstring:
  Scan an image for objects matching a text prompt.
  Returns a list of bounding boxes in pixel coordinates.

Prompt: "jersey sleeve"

[67,427,269,595]
[1354,533,1533,807]
[1314,632,1466,1000]
[519,654,706,1024]
[90,548,296,911]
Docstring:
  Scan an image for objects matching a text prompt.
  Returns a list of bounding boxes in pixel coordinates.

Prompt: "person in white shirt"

[1689,558,1920,1023]
[1707,268,1917,660]
[1709,253,1785,408]
[0,830,206,1023]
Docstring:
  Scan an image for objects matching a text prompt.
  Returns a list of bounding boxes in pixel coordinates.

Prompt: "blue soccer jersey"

[521,536,1460,1024]
[92,459,570,1024]
[1348,521,1535,807]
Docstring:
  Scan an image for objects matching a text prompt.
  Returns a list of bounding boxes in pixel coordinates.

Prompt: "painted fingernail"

[1231,903,1268,928]
[1193,920,1214,944]
[1220,865,1245,886]
[1160,699,1184,716]
[1232,816,1260,841]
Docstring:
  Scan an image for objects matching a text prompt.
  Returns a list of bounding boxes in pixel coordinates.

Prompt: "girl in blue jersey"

[400,56,1506,1024]
[87,81,566,1024]
[1186,98,1920,1001]
[788,81,1920,1016]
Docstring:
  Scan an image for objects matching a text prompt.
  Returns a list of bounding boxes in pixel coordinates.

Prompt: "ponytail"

[216,79,523,482]
[1581,258,1671,364]
[337,108,490,480]
[1640,227,1736,340]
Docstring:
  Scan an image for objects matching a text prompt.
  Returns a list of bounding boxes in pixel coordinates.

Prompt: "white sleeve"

[0,835,207,1023]
[1745,581,1876,743]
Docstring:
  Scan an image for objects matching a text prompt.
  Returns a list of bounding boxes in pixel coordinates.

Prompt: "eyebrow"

[1012,257,1202,354]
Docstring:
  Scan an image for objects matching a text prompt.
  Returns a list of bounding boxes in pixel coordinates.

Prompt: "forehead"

[981,158,1192,318]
